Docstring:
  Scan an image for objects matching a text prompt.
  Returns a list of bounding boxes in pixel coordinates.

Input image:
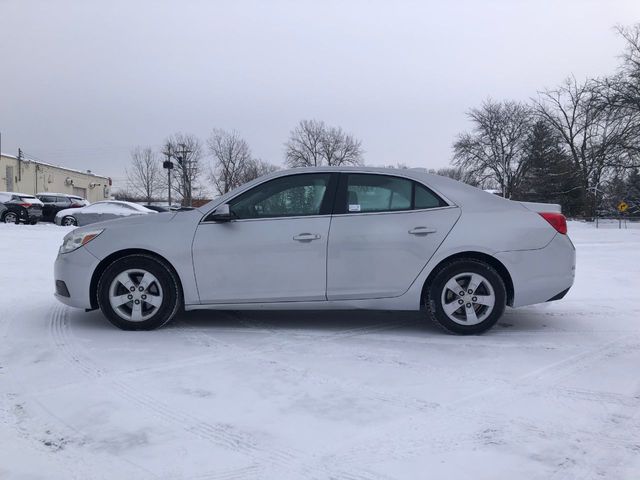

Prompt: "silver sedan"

[54,200,156,226]
[53,167,575,334]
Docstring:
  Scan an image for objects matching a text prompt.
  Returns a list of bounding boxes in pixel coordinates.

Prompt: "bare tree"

[285,119,324,167]
[285,119,363,167]
[319,125,364,166]
[535,77,639,215]
[126,147,162,203]
[599,25,640,159]
[164,133,203,207]
[208,129,253,195]
[453,99,533,198]
[604,25,640,113]
[431,166,482,188]
[208,129,279,195]
[241,158,279,183]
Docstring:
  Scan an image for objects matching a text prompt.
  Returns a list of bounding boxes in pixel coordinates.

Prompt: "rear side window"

[39,196,56,203]
[346,174,412,213]
[342,174,446,213]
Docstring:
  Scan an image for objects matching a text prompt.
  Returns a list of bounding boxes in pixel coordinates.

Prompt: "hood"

[78,211,177,230]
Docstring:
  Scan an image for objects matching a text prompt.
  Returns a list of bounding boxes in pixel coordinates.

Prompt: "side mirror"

[210,203,233,222]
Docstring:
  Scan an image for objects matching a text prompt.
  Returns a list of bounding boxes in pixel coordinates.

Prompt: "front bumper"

[53,246,100,309]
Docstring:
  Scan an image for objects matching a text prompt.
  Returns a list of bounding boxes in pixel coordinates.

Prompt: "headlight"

[59,229,104,254]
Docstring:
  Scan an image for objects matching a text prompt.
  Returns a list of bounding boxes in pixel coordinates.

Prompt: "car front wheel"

[425,259,506,335]
[97,254,182,330]
[61,216,77,226]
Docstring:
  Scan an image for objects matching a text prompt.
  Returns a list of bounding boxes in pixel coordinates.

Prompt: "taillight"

[539,212,567,235]
[17,203,32,208]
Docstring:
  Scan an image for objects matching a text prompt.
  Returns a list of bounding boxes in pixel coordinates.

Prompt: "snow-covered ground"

[1,221,639,480]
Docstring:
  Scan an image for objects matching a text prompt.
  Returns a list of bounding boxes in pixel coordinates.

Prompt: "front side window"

[343,174,446,213]
[229,174,332,220]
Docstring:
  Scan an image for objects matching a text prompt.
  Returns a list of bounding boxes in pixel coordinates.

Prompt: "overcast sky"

[1,0,639,186]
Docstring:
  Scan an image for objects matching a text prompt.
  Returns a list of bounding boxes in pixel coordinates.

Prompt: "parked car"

[141,204,171,213]
[0,192,44,224]
[37,193,89,222]
[54,167,575,334]
[0,202,6,219]
[54,200,156,226]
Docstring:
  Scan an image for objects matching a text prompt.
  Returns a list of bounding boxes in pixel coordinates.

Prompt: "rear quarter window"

[414,183,447,209]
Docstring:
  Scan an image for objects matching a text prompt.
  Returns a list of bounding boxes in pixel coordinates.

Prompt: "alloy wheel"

[440,272,496,326]
[108,269,164,322]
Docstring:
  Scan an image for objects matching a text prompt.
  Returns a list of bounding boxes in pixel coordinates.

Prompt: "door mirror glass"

[210,203,233,222]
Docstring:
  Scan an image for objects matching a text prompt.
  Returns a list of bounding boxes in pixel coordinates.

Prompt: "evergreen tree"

[626,168,640,214]
[517,121,581,215]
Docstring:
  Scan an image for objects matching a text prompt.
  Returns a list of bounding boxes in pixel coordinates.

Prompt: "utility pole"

[176,142,193,207]
[162,144,173,206]
[17,148,23,182]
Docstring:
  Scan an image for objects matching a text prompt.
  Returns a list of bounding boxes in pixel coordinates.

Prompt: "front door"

[192,173,337,304]
[327,173,460,300]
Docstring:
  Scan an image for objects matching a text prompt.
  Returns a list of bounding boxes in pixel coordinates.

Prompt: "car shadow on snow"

[66,306,555,336]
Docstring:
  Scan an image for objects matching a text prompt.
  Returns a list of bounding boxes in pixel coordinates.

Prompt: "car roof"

[36,192,84,198]
[196,166,520,213]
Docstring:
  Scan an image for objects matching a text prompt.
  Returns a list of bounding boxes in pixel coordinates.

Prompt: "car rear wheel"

[425,259,506,335]
[3,212,18,224]
[97,254,182,330]
[62,216,77,226]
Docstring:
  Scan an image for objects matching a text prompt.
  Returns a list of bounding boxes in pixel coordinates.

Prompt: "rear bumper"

[496,233,576,308]
[53,246,100,309]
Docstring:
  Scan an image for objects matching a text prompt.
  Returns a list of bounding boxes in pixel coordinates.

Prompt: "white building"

[0,153,111,203]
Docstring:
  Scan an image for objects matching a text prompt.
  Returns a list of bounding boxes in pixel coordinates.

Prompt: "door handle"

[408,226,437,235]
[293,233,321,242]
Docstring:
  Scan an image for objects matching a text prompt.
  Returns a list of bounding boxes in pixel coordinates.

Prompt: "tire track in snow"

[176,310,640,479]
[0,311,158,480]
[303,332,640,474]
[48,305,299,473]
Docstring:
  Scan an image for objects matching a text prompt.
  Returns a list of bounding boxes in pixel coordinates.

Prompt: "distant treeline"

[450,25,640,217]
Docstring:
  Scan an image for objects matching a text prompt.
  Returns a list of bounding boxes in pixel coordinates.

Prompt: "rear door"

[327,173,460,300]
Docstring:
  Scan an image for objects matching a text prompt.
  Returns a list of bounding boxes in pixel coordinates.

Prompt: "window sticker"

[348,204,361,212]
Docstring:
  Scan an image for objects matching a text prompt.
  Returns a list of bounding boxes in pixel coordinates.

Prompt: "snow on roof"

[36,192,84,198]
[1,152,110,180]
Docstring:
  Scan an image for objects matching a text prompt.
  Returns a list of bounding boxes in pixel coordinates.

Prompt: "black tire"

[97,254,182,330]
[62,216,77,226]
[29,219,38,225]
[3,212,18,224]
[425,259,506,335]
